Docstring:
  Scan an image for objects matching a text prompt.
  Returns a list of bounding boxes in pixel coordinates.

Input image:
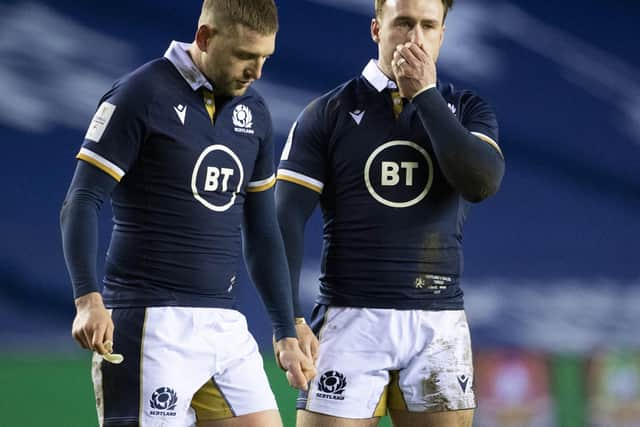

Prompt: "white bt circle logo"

[364,140,433,208]
[191,145,244,212]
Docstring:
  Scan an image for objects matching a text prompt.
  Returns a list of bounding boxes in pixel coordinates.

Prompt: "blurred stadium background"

[1,0,639,425]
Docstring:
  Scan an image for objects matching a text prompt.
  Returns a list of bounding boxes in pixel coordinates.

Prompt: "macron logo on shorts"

[457,375,469,393]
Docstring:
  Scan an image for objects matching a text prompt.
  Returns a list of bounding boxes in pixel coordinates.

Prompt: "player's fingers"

[310,338,320,362]
[303,367,317,383]
[397,43,420,67]
[73,329,90,349]
[105,322,115,349]
[91,324,108,355]
[286,364,309,391]
[80,326,94,350]
[300,356,317,381]
[392,50,405,67]
[275,350,284,370]
[392,59,406,78]
[301,339,313,360]
[408,42,428,63]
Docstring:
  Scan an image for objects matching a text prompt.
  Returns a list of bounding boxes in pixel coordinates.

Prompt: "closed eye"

[394,17,415,29]
[421,19,439,29]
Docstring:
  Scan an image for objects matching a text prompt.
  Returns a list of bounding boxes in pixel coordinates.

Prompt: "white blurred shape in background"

[0,2,135,133]
[0,3,316,137]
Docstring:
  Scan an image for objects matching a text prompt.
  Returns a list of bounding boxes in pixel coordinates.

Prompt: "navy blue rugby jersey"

[77,41,276,308]
[278,60,500,310]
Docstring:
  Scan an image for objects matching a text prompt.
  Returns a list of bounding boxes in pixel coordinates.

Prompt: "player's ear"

[195,25,215,52]
[371,18,381,43]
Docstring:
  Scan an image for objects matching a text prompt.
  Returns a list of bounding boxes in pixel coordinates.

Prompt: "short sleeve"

[76,78,149,182]
[277,99,328,194]
[246,105,277,193]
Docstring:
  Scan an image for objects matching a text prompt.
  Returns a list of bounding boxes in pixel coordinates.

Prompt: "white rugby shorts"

[92,307,277,426]
[298,306,476,418]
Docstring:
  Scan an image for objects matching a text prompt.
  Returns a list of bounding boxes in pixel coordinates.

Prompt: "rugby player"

[60,1,314,426]
[276,0,505,426]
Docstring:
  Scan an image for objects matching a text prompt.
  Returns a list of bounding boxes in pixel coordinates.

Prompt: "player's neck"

[187,43,203,73]
[376,59,396,85]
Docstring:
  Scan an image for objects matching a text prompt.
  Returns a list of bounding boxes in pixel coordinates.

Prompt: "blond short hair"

[374,0,454,22]
[199,0,279,35]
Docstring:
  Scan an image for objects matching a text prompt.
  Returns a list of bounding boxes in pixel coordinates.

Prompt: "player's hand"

[392,42,437,99]
[72,292,114,355]
[274,337,317,391]
[295,320,319,363]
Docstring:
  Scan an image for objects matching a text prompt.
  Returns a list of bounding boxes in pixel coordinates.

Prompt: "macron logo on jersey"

[349,110,365,125]
[173,104,187,125]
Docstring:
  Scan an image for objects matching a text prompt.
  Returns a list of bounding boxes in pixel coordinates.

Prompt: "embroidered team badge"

[316,370,347,400]
[232,104,254,134]
[149,386,178,416]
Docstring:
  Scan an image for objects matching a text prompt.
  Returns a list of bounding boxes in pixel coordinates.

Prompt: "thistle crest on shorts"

[149,386,178,416]
[316,370,347,400]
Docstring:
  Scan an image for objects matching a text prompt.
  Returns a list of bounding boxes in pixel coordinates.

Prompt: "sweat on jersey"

[278,60,503,311]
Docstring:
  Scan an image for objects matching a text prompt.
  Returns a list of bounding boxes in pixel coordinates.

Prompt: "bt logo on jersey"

[381,161,419,186]
[192,145,245,212]
[204,167,234,192]
[364,140,434,208]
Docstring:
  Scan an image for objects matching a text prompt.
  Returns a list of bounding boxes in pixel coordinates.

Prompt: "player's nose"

[246,59,265,81]
[409,26,425,45]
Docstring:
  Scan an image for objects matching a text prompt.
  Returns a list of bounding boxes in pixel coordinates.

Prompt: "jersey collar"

[362,59,398,92]
[164,41,214,92]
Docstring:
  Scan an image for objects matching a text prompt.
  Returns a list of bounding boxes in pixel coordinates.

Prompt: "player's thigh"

[297,409,379,427]
[198,409,281,427]
[388,408,474,427]
[190,309,278,423]
[298,306,393,420]
[390,310,476,414]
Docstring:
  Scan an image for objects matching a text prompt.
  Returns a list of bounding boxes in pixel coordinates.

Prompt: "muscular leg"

[297,409,380,427]
[388,409,473,427]
[198,409,282,427]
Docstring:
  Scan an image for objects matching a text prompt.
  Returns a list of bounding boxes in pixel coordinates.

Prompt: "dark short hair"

[374,0,454,22]
[199,0,279,35]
